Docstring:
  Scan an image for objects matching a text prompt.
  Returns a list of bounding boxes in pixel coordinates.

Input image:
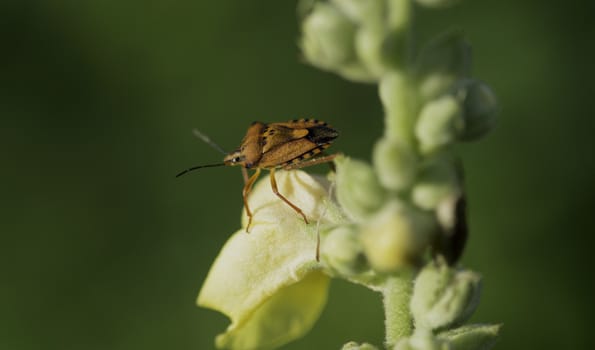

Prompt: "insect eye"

[233,157,241,163]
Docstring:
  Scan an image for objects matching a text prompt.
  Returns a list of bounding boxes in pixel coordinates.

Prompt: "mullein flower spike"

[197,0,500,348]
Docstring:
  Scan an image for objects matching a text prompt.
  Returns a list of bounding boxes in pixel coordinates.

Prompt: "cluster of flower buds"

[300,1,500,349]
[302,0,497,274]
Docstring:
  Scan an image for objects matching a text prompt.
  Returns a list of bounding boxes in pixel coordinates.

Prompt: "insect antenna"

[193,129,227,155]
[176,162,226,178]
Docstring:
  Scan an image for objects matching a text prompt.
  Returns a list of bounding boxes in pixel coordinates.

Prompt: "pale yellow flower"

[198,170,342,350]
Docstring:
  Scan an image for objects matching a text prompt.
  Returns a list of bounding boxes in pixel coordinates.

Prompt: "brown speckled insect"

[177,118,339,233]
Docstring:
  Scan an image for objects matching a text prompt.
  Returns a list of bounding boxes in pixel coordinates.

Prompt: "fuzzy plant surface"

[197,0,501,349]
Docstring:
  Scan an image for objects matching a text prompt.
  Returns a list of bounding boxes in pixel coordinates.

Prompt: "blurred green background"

[2,0,593,349]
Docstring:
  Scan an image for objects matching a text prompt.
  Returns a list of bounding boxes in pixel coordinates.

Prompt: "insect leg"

[269,168,309,224]
[283,153,339,170]
[243,167,261,233]
[241,167,249,184]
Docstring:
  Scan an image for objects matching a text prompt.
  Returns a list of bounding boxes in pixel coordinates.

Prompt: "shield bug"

[177,118,339,233]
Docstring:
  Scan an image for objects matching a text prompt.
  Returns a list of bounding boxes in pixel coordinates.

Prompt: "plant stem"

[380,0,417,146]
[379,3,417,347]
[382,273,414,348]
[379,71,418,145]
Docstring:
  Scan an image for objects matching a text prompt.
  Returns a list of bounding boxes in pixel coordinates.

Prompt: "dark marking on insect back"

[306,125,339,145]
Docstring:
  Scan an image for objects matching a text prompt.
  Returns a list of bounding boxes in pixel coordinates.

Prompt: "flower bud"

[453,79,498,141]
[410,261,482,331]
[373,137,418,191]
[335,156,386,222]
[415,95,464,154]
[411,157,460,210]
[301,2,357,70]
[416,31,471,101]
[437,324,501,350]
[355,27,387,77]
[361,201,436,272]
[322,225,368,276]
[331,0,384,25]
[336,62,379,83]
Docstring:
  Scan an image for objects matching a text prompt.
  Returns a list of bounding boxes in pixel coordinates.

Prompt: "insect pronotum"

[177,118,339,235]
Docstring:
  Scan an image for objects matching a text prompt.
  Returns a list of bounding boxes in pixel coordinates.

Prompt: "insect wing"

[258,137,321,168]
[272,119,338,146]
[257,119,338,168]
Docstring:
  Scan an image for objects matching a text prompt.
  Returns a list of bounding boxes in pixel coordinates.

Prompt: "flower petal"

[215,271,329,350]
[241,169,343,228]
[198,170,339,349]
